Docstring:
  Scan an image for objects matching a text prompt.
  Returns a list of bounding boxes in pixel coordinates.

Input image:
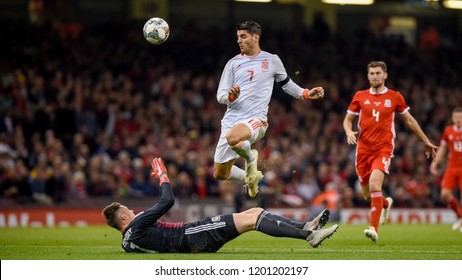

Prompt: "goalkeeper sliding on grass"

[102,158,338,253]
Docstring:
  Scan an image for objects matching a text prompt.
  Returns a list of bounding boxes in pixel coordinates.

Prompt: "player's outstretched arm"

[151,157,170,185]
[147,157,174,212]
[134,158,174,227]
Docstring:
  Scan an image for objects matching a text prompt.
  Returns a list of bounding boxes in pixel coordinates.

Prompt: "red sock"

[370,191,384,232]
[448,196,461,218]
[382,196,389,209]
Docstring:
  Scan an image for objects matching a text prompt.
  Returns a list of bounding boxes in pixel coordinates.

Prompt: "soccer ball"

[143,17,170,45]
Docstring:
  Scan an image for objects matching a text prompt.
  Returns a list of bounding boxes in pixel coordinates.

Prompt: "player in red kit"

[430,107,462,232]
[343,61,438,242]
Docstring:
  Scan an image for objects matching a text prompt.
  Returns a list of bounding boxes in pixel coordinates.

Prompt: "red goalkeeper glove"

[150,158,169,185]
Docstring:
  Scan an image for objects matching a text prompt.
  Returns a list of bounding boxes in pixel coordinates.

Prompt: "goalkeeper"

[102,158,338,253]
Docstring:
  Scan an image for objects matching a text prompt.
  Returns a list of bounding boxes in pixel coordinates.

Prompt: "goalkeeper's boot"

[364,226,378,243]
[380,197,393,225]
[306,224,339,248]
[303,209,330,231]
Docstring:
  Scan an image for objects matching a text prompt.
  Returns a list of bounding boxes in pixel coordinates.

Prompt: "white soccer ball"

[143,17,170,45]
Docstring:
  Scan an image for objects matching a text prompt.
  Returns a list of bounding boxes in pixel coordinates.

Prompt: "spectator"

[0,19,460,212]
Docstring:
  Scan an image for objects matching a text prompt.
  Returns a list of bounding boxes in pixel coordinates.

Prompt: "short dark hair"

[102,202,122,230]
[453,107,462,113]
[236,20,262,36]
[367,61,387,72]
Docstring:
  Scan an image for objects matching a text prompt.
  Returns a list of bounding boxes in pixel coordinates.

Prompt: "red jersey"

[347,88,409,156]
[440,125,462,167]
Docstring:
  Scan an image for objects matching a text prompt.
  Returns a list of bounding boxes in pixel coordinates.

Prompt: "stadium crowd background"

[1,4,462,213]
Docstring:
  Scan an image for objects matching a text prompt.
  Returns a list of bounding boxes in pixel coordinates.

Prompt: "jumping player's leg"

[226,123,254,162]
[227,119,267,197]
[226,123,259,197]
[213,129,245,183]
[213,125,254,185]
[214,119,266,197]
[213,160,244,182]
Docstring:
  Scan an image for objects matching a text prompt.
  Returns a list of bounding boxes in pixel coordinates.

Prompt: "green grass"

[1,224,461,260]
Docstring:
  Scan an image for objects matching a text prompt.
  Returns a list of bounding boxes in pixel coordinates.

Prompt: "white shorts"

[214,118,268,164]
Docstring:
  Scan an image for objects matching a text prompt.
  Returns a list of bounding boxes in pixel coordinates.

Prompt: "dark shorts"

[181,214,239,253]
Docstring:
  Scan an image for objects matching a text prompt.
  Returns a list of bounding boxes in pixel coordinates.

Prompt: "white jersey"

[217,50,306,129]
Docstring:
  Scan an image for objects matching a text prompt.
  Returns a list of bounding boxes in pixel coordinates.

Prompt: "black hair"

[236,20,262,36]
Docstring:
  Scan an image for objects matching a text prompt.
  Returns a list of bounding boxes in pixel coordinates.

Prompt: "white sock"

[227,165,245,184]
[231,140,254,162]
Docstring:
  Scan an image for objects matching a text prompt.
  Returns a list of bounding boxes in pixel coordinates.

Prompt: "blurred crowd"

[1,19,461,210]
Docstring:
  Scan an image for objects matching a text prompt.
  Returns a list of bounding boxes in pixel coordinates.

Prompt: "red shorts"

[441,167,462,191]
[356,153,392,187]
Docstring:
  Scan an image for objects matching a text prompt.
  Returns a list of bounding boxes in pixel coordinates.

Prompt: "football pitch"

[1,223,461,260]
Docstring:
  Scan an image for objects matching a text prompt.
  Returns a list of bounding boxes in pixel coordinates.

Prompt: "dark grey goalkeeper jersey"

[121,182,239,253]
[122,182,187,253]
